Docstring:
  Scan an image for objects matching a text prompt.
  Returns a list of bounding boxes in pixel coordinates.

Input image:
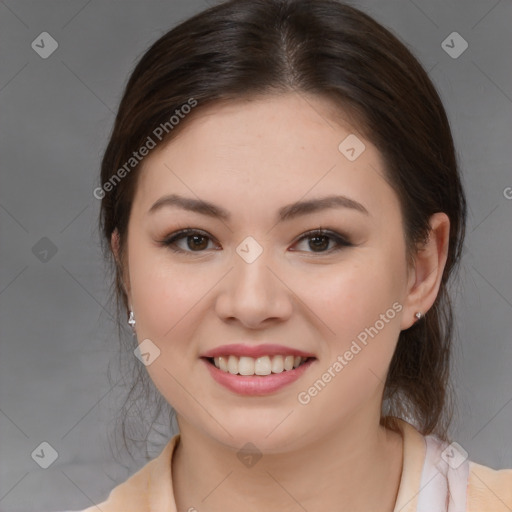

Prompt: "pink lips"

[201,343,315,359]
[202,357,316,395]
[200,343,317,395]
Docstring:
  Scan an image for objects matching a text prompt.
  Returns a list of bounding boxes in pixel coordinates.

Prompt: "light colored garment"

[68,418,511,511]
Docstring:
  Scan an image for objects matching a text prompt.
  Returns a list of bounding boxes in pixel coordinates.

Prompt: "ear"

[400,212,450,330]
[111,228,131,298]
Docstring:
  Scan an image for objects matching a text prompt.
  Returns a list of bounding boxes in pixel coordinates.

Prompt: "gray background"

[1,1,511,511]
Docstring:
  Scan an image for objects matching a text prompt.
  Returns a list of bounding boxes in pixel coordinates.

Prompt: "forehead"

[132,93,399,225]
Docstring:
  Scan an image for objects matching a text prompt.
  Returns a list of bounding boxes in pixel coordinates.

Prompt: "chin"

[204,419,307,455]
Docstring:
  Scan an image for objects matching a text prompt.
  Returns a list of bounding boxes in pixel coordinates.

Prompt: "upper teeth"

[213,355,307,375]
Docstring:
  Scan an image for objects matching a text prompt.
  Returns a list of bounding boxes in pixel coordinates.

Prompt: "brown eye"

[161,229,217,253]
[292,228,352,253]
[161,227,352,256]
[308,234,330,251]
[186,234,209,251]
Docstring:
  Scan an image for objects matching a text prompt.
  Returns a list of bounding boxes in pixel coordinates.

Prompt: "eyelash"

[159,227,353,255]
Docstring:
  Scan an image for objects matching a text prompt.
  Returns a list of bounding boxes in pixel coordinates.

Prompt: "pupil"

[189,235,208,250]
[310,235,328,251]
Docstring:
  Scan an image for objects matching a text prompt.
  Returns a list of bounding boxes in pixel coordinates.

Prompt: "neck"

[171,412,404,512]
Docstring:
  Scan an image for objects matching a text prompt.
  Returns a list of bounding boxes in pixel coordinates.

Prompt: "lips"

[201,343,316,359]
[199,343,317,394]
[202,356,316,395]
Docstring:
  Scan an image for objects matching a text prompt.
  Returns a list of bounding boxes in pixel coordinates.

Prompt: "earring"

[414,312,423,321]
[128,310,136,333]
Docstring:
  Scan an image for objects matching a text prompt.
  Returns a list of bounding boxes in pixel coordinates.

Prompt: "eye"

[160,229,219,254]
[291,228,353,253]
[160,227,352,255]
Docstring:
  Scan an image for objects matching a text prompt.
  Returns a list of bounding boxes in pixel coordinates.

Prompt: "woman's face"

[120,93,416,452]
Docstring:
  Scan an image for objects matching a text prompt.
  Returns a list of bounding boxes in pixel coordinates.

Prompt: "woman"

[76,0,512,510]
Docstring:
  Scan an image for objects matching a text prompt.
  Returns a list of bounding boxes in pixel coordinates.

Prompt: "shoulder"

[395,418,512,511]
[65,434,180,512]
[420,432,512,511]
[467,460,512,512]
[71,462,151,512]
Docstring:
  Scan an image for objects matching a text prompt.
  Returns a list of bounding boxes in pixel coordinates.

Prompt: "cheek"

[127,246,211,413]
[128,242,203,339]
[294,259,404,424]
[297,257,403,351]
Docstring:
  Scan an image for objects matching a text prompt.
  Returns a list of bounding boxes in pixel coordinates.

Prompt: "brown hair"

[98,0,467,459]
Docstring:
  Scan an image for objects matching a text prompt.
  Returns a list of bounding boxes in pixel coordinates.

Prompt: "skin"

[111,93,450,512]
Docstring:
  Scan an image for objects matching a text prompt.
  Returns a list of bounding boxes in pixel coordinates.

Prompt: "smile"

[208,355,310,376]
[202,356,316,395]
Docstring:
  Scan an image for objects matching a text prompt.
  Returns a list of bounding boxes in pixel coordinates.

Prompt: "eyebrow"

[148,193,369,221]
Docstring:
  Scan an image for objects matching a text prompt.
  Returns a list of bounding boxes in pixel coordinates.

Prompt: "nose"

[214,244,293,329]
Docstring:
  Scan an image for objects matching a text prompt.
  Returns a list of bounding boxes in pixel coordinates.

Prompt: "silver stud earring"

[128,310,136,333]
[414,312,423,321]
